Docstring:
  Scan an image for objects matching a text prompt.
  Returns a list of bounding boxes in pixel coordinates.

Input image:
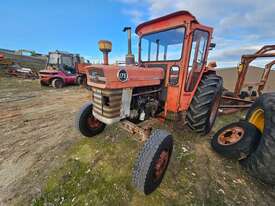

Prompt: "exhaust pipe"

[123,27,135,65]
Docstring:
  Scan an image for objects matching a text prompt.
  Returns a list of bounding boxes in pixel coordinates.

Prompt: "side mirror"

[209,43,216,50]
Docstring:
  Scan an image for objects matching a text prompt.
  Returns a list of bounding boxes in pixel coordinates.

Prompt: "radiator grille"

[92,88,122,119]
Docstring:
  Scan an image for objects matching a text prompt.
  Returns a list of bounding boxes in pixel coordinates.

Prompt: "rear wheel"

[186,73,223,134]
[52,78,64,88]
[240,93,275,185]
[75,102,105,137]
[132,129,173,195]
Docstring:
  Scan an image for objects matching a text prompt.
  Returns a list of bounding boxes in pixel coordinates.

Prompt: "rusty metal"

[92,88,122,119]
[123,27,135,65]
[222,95,254,103]
[218,126,244,145]
[119,120,152,142]
[87,114,102,128]
[154,150,169,180]
[98,40,112,65]
[220,104,252,109]
[234,45,275,96]
[258,59,275,95]
[220,45,275,114]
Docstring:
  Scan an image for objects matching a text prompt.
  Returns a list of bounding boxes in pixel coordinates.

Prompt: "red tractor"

[75,11,223,194]
[39,51,89,88]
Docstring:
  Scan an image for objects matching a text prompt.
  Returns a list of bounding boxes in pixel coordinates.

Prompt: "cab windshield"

[140,27,185,62]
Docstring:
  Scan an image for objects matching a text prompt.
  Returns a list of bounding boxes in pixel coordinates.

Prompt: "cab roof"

[135,10,199,34]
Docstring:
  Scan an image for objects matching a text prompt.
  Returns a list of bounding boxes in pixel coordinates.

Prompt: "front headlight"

[88,67,106,83]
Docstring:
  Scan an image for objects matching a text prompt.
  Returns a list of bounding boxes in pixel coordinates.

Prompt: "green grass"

[31,112,272,206]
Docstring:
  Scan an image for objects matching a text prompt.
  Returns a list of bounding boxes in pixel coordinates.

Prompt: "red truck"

[39,51,90,88]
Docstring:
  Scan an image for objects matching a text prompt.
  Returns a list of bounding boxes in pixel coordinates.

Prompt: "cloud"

[122,9,144,24]
[117,0,275,67]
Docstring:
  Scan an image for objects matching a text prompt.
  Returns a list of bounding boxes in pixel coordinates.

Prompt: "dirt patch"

[0,75,90,205]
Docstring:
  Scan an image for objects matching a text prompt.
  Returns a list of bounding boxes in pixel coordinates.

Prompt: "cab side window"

[185,30,209,92]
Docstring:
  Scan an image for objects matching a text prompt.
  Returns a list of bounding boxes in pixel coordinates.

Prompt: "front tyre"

[186,73,223,134]
[132,129,173,195]
[75,102,105,137]
[76,75,84,85]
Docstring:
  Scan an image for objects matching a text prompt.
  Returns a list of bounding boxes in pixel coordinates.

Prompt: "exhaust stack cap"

[123,27,135,65]
[98,40,112,65]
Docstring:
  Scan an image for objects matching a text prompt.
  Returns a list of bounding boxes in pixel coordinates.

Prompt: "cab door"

[179,27,212,110]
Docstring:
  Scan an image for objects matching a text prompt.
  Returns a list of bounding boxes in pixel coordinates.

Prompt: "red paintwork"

[136,10,213,114]
[39,70,77,85]
[90,10,214,117]
[87,64,164,89]
[39,63,91,86]
[76,63,91,75]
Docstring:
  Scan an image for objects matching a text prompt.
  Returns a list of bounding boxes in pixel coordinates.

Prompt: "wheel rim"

[209,93,221,126]
[248,109,264,133]
[87,114,101,128]
[154,150,169,181]
[218,126,244,145]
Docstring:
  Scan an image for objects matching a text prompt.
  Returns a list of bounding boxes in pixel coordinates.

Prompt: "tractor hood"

[86,64,164,89]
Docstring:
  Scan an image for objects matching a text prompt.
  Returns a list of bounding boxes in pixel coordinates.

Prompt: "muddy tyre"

[186,73,223,134]
[240,93,275,185]
[211,121,261,159]
[75,102,105,137]
[52,78,64,88]
[76,76,84,85]
[132,130,173,195]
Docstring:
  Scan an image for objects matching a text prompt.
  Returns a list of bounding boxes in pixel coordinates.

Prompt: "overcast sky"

[1,0,274,68]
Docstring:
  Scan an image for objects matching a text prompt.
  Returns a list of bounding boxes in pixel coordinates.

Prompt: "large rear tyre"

[75,102,105,137]
[186,73,223,134]
[240,93,275,185]
[211,121,261,159]
[132,129,173,195]
[52,78,64,89]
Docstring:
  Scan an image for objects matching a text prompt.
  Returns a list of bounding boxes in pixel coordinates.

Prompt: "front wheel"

[75,102,105,137]
[76,76,84,85]
[132,129,173,195]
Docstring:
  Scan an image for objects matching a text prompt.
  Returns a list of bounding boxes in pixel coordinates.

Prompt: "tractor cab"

[135,11,214,112]
[47,51,81,74]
